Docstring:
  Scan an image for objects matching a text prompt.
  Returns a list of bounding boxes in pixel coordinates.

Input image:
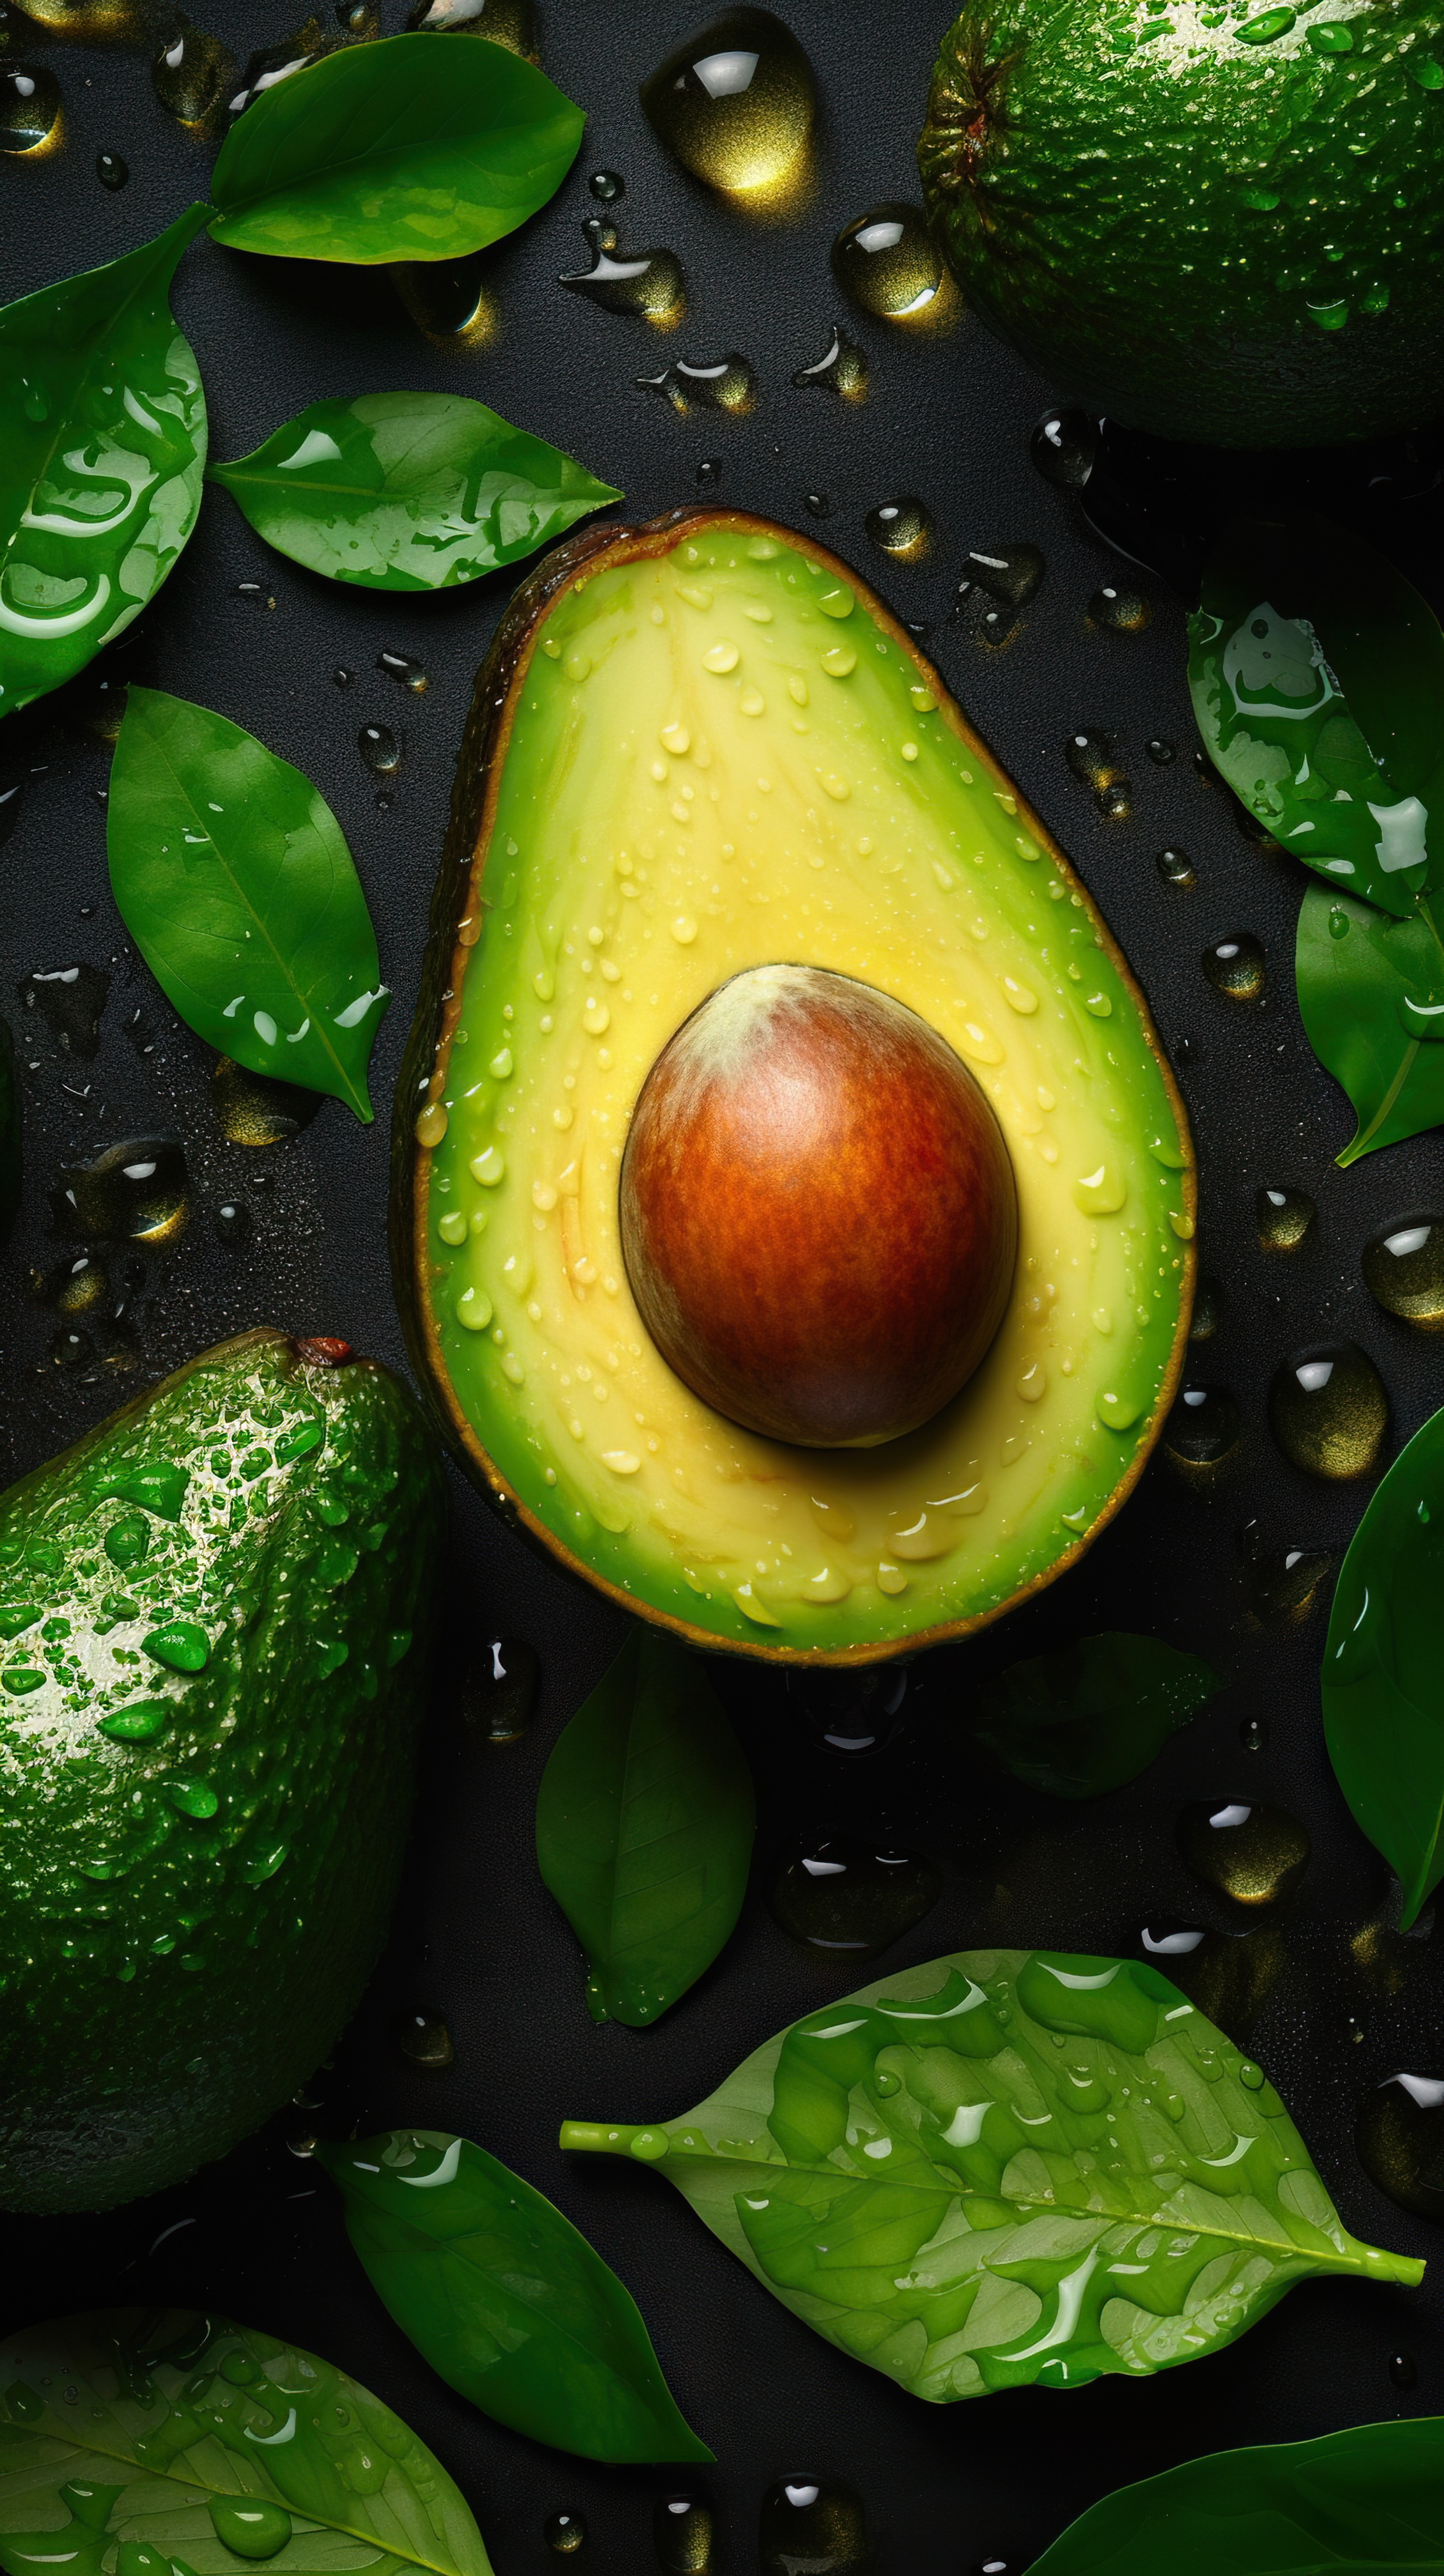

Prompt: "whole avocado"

[918,0,1444,448]
[0,1328,446,2213]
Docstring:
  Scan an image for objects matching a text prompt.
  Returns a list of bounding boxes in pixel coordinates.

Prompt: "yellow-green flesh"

[424,528,1189,1652]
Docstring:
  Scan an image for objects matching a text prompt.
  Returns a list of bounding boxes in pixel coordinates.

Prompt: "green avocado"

[393,508,1193,1663]
[0,1327,447,2213]
[918,0,1444,448]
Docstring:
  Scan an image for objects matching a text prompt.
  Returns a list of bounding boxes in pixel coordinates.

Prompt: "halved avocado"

[392,509,1194,1662]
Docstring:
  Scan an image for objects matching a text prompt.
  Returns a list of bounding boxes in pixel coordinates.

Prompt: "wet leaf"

[320,2127,713,2464]
[0,205,209,722]
[1189,516,1444,919]
[208,33,583,265]
[560,1949,1421,2404]
[208,393,621,592]
[966,1631,1220,1799]
[1296,883,1444,1165]
[535,1627,754,2026]
[1323,1398,1444,1929]
[107,688,388,1123]
[0,2308,494,2576]
[1028,2416,1444,2575]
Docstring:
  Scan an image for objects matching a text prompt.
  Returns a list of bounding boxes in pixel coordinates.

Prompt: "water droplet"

[1177,1799,1311,1907]
[956,544,1045,632]
[215,1200,253,1247]
[1202,932,1266,1000]
[1157,847,1195,888]
[96,149,129,188]
[589,167,623,200]
[1247,1543,1335,1624]
[638,352,755,413]
[1357,2074,1444,2220]
[768,1837,939,1959]
[1146,738,1176,765]
[1161,1383,1242,1477]
[785,1661,907,1756]
[1088,583,1151,635]
[1140,1918,1284,2039]
[760,2481,868,2576]
[1189,1276,1223,1341]
[376,649,428,694]
[640,7,815,197]
[804,490,831,517]
[1268,1341,1388,1480]
[792,324,868,399]
[655,2494,714,2574]
[1363,1214,1444,1326]
[395,2008,454,2070]
[405,0,531,41]
[359,722,400,776]
[206,2503,293,2562]
[1064,730,1130,819]
[212,1056,320,1146]
[152,19,235,126]
[1030,406,1097,488]
[832,202,942,318]
[561,217,687,323]
[1240,1716,1265,1753]
[1329,903,1351,940]
[18,960,109,1057]
[695,456,723,488]
[1256,1185,1316,1253]
[461,1635,538,1744]
[0,64,59,151]
[39,1253,109,1317]
[544,2512,586,2557]
[52,1138,188,1249]
[1390,2351,1419,2389]
[865,495,931,560]
[392,255,495,343]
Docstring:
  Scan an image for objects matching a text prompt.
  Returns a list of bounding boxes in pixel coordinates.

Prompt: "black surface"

[4,5,1444,2570]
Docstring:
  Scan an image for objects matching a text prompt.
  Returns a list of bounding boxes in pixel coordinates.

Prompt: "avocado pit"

[619,963,1018,1448]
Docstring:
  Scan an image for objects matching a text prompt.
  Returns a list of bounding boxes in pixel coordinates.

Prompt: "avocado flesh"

[0,1328,446,2212]
[408,517,1192,1659]
[918,0,1444,449]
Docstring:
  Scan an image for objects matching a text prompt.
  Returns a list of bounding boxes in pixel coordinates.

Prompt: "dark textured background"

[3,3,1444,2568]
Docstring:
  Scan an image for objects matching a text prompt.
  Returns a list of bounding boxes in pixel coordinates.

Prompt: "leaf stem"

[559,2120,668,2160]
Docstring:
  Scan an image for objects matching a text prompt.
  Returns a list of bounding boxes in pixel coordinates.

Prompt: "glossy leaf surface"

[209,394,620,592]
[1029,2417,1444,2576]
[967,1631,1220,1799]
[1296,884,1444,1166]
[208,34,583,264]
[560,1950,1420,2404]
[0,2307,494,2576]
[535,1628,754,2026]
[0,205,208,721]
[320,2128,713,2464]
[1323,1399,1444,1929]
[107,688,388,1122]
[1188,516,1444,919]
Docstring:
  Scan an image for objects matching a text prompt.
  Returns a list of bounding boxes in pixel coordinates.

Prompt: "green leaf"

[208,34,583,265]
[208,393,620,593]
[535,1628,754,2027]
[1322,1398,1444,1930]
[559,1949,1422,2405]
[967,1631,1220,1799]
[319,2128,713,2465]
[0,2308,494,2576]
[0,204,209,722]
[1188,514,1444,918]
[1296,883,1444,1165]
[1028,2417,1444,2575]
[107,688,388,1123]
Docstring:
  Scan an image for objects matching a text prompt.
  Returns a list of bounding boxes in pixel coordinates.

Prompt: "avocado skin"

[0,1328,446,2213]
[918,1,1444,449]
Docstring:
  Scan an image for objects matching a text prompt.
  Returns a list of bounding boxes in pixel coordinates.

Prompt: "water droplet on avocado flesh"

[406,515,1190,1657]
[0,1325,445,2212]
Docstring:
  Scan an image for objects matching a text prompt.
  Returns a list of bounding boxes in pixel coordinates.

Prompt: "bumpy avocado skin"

[0,1329,447,2213]
[918,0,1444,448]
